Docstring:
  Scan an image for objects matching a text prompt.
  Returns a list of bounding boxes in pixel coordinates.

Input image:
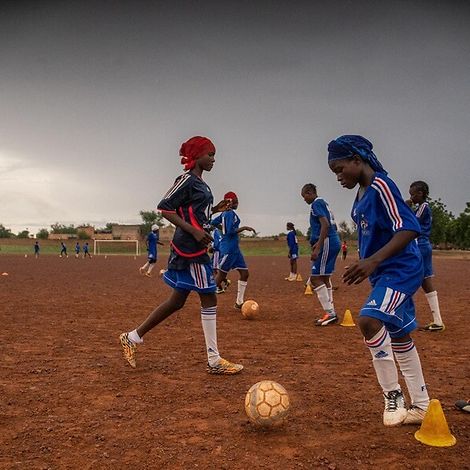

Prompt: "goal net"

[93,239,140,256]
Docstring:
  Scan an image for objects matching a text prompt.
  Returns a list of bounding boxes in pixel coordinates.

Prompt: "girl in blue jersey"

[211,192,256,309]
[408,181,444,332]
[328,135,430,427]
[75,242,80,258]
[301,184,341,325]
[139,224,164,277]
[120,136,243,375]
[285,222,299,281]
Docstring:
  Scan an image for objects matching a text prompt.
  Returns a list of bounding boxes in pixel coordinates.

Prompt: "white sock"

[201,306,220,366]
[392,340,429,410]
[237,280,248,305]
[425,291,443,325]
[141,262,149,270]
[128,329,143,344]
[327,280,335,313]
[147,264,156,274]
[314,284,334,314]
[365,327,400,393]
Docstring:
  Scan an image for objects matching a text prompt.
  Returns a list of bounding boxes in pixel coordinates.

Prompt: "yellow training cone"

[304,284,313,295]
[296,273,303,282]
[415,399,456,447]
[340,309,355,327]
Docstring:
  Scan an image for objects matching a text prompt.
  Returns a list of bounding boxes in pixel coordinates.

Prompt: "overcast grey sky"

[1,0,469,236]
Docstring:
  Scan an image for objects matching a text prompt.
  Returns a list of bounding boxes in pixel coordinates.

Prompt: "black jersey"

[158,171,213,269]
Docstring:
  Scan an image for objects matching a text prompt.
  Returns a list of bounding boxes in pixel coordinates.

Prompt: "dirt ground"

[1,254,469,469]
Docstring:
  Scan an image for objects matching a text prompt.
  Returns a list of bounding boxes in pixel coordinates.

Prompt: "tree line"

[1,200,469,248]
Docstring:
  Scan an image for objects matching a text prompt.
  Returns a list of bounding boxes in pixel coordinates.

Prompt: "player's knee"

[358,315,383,340]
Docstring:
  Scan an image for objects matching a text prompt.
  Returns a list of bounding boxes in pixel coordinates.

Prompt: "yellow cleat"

[207,358,243,375]
[119,333,137,368]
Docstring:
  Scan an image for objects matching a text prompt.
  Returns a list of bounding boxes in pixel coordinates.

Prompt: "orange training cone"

[340,309,355,327]
[296,273,303,282]
[304,284,313,295]
[414,399,456,447]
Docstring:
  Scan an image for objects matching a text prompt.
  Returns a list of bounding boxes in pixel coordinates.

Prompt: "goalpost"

[93,239,140,256]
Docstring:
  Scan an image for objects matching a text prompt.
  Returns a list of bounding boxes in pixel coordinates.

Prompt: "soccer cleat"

[455,399,470,413]
[207,358,243,375]
[223,279,232,290]
[421,322,445,332]
[383,390,407,426]
[119,333,137,368]
[215,287,225,294]
[315,313,338,326]
[234,302,243,310]
[403,406,427,424]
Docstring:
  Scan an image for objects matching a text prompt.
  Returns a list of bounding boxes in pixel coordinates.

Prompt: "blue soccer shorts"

[147,253,157,264]
[311,236,340,276]
[360,286,418,338]
[218,251,248,273]
[418,240,434,279]
[163,263,216,294]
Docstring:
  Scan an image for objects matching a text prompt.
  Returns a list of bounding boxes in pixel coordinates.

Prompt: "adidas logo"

[374,350,388,359]
[367,299,377,306]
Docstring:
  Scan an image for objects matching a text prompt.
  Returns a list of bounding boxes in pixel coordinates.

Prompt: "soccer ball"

[244,380,290,427]
[241,300,259,319]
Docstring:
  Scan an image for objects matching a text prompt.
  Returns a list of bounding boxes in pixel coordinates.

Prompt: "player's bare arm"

[343,230,419,285]
[311,217,329,261]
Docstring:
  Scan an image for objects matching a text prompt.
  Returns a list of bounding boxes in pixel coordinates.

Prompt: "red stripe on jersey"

[170,241,207,258]
[188,205,203,230]
[374,178,403,230]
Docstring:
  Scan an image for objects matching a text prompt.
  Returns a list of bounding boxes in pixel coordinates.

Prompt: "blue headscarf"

[327,135,387,174]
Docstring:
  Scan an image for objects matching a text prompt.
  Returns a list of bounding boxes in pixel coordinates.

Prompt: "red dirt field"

[1,254,469,469]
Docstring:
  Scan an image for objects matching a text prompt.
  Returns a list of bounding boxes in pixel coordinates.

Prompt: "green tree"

[139,210,164,236]
[0,224,13,238]
[36,228,49,239]
[451,202,470,249]
[17,230,30,239]
[50,223,77,234]
[428,198,454,246]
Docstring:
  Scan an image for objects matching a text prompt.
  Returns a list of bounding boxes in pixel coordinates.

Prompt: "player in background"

[119,136,243,375]
[407,181,444,332]
[60,241,68,258]
[210,226,222,277]
[328,134,430,426]
[301,184,340,325]
[285,222,300,281]
[83,242,92,258]
[34,241,40,258]
[211,192,256,309]
[341,240,348,261]
[139,224,164,277]
[75,242,80,258]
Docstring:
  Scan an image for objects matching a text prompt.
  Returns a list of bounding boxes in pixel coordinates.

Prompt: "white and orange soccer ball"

[244,380,290,428]
[241,300,259,319]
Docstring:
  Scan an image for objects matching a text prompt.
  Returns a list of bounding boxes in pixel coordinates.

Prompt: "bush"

[36,228,49,239]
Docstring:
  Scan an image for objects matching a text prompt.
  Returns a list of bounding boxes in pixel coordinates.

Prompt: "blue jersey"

[309,197,338,243]
[83,244,89,253]
[414,202,432,243]
[352,172,423,294]
[158,171,213,269]
[34,243,40,253]
[147,232,159,257]
[75,243,80,253]
[211,210,240,255]
[212,228,221,252]
[287,230,298,254]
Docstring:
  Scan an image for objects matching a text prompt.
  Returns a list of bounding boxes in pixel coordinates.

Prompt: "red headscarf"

[224,191,238,201]
[179,136,216,171]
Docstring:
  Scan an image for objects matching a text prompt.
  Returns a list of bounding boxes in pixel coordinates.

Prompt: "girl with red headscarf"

[119,136,243,375]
